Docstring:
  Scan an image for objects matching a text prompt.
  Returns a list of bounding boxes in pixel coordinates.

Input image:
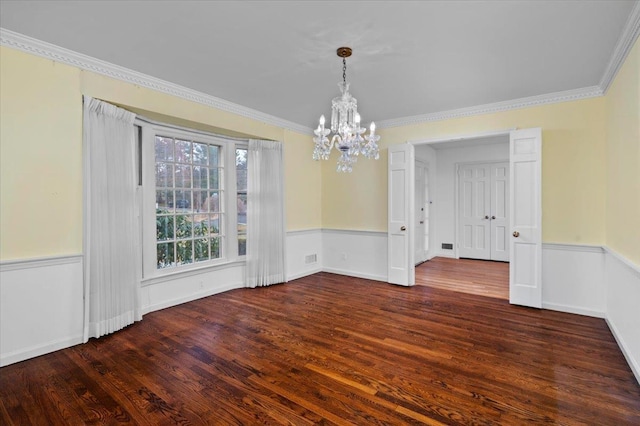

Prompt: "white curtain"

[246,139,286,287]
[83,96,141,341]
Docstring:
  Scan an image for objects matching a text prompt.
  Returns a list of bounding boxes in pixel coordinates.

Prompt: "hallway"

[416,257,509,300]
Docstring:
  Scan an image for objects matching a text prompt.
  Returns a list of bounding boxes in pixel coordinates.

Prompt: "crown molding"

[376,85,603,129]
[599,1,640,93]
[0,28,312,136]
[3,12,637,134]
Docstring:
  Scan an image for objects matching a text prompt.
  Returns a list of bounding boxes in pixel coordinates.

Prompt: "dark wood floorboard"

[1,272,638,425]
[416,257,509,300]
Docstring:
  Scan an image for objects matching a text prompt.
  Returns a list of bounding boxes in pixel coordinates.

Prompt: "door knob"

[419,221,424,224]
[492,216,496,220]
[512,231,520,237]
[401,226,406,231]
[484,215,489,219]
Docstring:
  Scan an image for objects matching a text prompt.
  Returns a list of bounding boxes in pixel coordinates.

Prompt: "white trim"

[322,228,386,238]
[287,228,322,236]
[0,28,311,136]
[141,260,246,287]
[0,334,83,367]
[322,267,386,283]
[142,281,243,315]
[377,86,603,129]
[603,245,640,276]
[0,254,82,271]
[410,129,515,146]
[600,1,640,93]
[542,243,605,253]
[541,302,605,319]
[606,317,640,385]
[288,268,323,281]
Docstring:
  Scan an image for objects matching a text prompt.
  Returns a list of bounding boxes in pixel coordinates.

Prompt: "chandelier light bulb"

[312,47,380,172]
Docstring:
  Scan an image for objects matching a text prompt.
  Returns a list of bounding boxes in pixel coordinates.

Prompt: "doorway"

[415,161,430,265]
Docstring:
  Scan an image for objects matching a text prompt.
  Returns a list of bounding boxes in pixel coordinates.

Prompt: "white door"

[509,128,542,308]
[458,164,491,260]
[490,163,509,261]
[458,162,509,261]
[388,143,415,286]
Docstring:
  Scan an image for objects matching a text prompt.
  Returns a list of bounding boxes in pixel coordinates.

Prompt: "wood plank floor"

[416,257,509,300]
[1,273,638,425]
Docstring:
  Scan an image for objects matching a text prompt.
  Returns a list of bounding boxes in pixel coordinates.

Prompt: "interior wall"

[0,46,321,261]
[322,97,607,248]
[605,37,639,265]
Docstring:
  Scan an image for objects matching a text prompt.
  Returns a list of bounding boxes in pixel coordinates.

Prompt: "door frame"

[454,159,509,261]
[408,128,536,301]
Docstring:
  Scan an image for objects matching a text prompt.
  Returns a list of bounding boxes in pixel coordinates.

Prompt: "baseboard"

[541,302,605,319]
[606,317,640,385]
[287,268,322,281]
[142,281,244,315]
[0,334,83,367]
[322,267,386,283]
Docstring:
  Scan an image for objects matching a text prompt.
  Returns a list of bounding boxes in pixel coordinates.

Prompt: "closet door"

[458,162,509,261]
[458,164,491,260]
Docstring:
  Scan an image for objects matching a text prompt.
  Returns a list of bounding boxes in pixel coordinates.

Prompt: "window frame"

[139,120,247,282]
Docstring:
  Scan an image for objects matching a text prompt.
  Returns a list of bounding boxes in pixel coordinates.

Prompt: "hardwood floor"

[1,273,638,425]
[416,257,509,300]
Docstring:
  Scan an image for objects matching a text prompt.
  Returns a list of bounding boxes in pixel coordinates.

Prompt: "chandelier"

[313,47,380,172]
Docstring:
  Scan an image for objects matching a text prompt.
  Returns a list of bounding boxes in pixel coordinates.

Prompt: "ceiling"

[1,1,637,130]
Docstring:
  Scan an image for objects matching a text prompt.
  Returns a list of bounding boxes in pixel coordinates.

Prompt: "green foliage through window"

[156,209,220,268]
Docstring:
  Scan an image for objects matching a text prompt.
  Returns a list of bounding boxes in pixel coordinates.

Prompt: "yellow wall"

[0,46,321,260]
[605,38,640,265]
[322,98,608,246]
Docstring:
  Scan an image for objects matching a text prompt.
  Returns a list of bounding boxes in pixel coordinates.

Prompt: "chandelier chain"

[343,58,347,84]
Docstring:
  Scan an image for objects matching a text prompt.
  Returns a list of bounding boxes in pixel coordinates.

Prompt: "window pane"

[193,191,208,213]
[156,190,174,212]
[175,139,192,164]
[156,215,174,241]
[157,242,174,269]
[207,191,221,213]
[176,240,193,265]
[193,142,208,165]
[209,146,220,167]
[194,238,209,262]
[238,234,246,256]
[155,137,174,161]
[208,215,220,236]
[193,166,208,190]
[175,165,192,188]
[236,149,248,191]
[209,167,221,190]
[174,190,192,212]
[210,237,221,259]
[237,193,247,226]
[193,216,208,237]
[155,162,174,188]
[175,214,193,239]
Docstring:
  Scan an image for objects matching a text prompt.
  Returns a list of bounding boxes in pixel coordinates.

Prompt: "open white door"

[509,128,542,308]
[388,143,415,286]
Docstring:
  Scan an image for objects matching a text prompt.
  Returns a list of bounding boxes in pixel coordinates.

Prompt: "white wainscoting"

[141,262,246,315]
[286,229,323,281]
[322,229,387,282]
[541,243,606,318]
[0,255,84,367]
[604,247,640,384]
